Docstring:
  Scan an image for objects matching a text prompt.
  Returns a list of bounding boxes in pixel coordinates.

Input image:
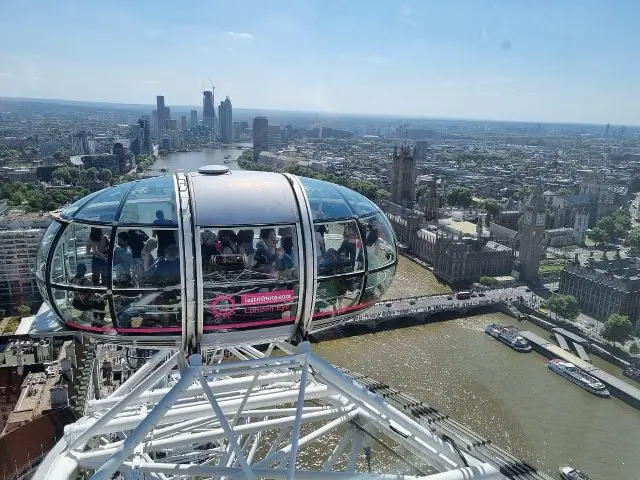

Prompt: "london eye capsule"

[35,167,397,349]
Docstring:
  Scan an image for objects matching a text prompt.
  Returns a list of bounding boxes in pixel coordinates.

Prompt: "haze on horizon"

[1,0,639,126]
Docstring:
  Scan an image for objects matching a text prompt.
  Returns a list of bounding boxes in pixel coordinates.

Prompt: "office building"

[139,119,151,155]
[218,96,233,144]
[203,90,216,128]
[559,259,640,324]
[391,145,416,208]
[156,96,170,136]
[70,131,95,156]
[0,228,44,310]
[268,125,283,151]
[239,121,249,133]
[414,140,429,163]
[253,116,268,157]
[181,116,187,132]
[190,110,198,127]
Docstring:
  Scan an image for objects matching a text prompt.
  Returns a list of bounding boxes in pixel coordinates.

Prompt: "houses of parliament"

[384,143,544,286]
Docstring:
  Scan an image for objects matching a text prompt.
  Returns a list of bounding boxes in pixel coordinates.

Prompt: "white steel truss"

[34,342,502,480]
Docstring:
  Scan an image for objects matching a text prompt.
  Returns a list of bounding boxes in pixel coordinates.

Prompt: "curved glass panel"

[299,177,353,220]
[201,225,299,330]
[315,220,365,278]
[36,220,61,280]
[109,227,179,288]
[334,184,378,217]
[51,286,112,331]
[313,274,364,320]
[361,265,396,303]
[72,183,131,222]
[51,224,111,287]
[119,176,178,225]
[59,190,103,219]
[113,289,181,332]
[360,213,396,269]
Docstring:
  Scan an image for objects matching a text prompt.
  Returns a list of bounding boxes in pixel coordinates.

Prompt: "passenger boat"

[224,154,231,159]
[548,359,610,397]
[559,465,592,480]
[159,167,168,173]
[484,323,532,352]
[622,363,640,382]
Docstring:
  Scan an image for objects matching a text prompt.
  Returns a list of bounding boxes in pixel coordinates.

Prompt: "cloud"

[400,4,412,16]
[227,31,253,40]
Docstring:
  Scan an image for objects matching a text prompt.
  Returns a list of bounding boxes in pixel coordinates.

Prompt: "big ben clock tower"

[518,184,546,282]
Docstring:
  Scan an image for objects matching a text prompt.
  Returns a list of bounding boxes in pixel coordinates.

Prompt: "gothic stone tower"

[518,184,546,282]
[391,145,416,209]
[423,176,439,221]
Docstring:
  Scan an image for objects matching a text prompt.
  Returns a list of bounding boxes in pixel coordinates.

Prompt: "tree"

[0,308,5,319]
[628,228,640,255]
[556,188,574,196]
[630,342,640,355]
[376,189,391,201]
[16,304,31,316]
[447,186,473,208]
[588,227,608,248]
[479,276,498,286]
[98,168,113,183]
[602,314,633,346]
[545,294,580,322]
[483,199,502,220]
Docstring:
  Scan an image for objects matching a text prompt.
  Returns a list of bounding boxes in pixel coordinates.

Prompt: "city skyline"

[1,1,640,124]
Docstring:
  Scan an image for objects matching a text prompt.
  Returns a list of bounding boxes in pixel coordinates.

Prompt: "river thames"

[153,150,639,479]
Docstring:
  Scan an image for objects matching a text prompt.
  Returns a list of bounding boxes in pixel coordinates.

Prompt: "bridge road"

[311,285,532,333]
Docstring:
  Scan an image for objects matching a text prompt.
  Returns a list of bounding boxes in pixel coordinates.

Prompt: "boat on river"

[159,167,168,173]
[559,466,592,480]
[548,359,610,397]
[224,154,231,159]
[485,323,532,352]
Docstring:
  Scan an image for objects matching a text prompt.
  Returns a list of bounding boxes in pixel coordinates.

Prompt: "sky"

[1,0,639,124]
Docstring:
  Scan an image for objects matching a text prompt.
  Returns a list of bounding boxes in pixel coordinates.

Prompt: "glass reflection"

[361,266,396,303]
[201,225,299,329]
[36,220,60,280]
[50,223,110,287]
[119,176,177,224]
[201,226,297,281]
[114,289,181,331]
[313,275,364,319]
[52,286,110,330]
[299,177,352,220]
[72,183,130,222]
[316,220,364,277]
[360,213,396,269]
[334,184,378,217]
[60,190,102,219]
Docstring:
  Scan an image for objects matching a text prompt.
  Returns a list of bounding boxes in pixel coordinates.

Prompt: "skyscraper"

[203,90,216,128]
[391,145,416,208]
[518,184,546,282]
[180,115,187,132]
[268,125,283,151]
[252,116,268,158]
[156,96,170,136]
[218,97,233,144]
[414,140,429,163]
[190,110,198,127]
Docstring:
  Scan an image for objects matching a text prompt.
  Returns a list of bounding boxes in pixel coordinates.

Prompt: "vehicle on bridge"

[455,291,472,300]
